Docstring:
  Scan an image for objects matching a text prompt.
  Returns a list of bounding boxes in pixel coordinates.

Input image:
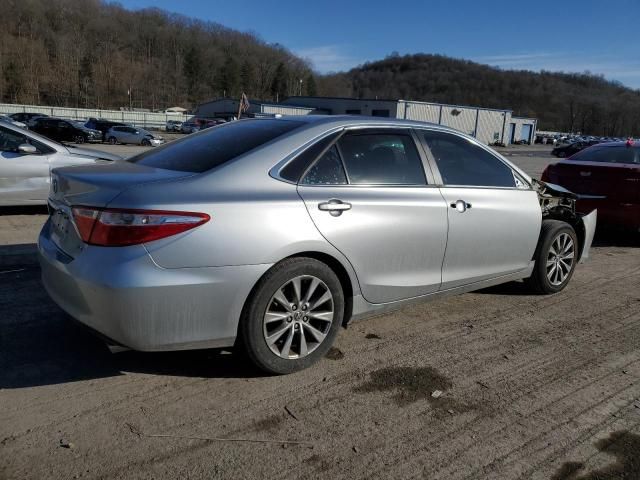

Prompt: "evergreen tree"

[305,74,317,97]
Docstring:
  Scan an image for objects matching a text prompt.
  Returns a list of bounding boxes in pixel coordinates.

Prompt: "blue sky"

[119,0,640,88]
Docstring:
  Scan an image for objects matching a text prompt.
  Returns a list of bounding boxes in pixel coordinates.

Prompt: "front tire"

[108,136,117,145]
[526,220,578,294]
[239,257,344,374]
[74,135,85,144]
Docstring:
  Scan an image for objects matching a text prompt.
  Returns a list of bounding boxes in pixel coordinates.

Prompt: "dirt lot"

[1,146,639,480]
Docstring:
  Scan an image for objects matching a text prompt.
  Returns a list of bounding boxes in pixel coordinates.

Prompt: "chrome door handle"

[318,199,352,217]
[450,200,472,213]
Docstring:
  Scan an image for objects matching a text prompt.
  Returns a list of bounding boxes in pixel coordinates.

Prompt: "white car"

[106,126,165,146]
[0,122,121,206]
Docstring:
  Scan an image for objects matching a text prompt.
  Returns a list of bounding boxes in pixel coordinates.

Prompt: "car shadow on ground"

[0,264,263,390]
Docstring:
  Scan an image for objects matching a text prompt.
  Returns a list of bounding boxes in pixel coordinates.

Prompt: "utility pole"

[128,86,132,111]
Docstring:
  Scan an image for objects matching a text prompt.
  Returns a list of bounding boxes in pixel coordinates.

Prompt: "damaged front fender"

[533,179,597,262]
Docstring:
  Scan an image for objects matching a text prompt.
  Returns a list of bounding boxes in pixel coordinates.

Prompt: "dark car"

[31,117,102,144]
[85,118,127,141]
[551,140,599,158]
[9,112,49,127]
[542,141,639,230]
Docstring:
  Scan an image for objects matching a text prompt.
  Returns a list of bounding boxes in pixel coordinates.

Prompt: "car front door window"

[421,130,515,188]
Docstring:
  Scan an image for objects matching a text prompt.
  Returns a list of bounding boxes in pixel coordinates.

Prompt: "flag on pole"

[240,92,250,113]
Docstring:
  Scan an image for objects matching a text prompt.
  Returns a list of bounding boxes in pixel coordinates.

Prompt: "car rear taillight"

[71,207,210,246]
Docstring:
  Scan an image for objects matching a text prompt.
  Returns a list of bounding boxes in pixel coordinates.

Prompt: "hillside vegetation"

[319,54,640,136]
[1,1,638,136]
[0,0,314,110]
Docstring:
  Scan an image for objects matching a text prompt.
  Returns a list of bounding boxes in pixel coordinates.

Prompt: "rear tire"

[526,220,578,294]
[141,138,151,146]
[239,257,344,374]
[74,135,85,144]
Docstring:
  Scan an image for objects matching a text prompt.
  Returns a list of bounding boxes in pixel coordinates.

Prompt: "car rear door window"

[570,146,638,164]
[337,131,426,185]
[422,130,516,187]
[300,145,347,185]
[130,119,304,173]
[280,131,342,183]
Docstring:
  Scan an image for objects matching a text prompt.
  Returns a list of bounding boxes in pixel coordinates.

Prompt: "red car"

[541,141,640,230]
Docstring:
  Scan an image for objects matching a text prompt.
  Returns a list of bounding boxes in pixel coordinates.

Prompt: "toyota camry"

[39,116,597,374]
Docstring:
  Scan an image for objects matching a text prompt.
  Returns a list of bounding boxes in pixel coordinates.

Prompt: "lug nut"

[292,305,297,311]
[294,324,300,330]
[303,316,308,322]
[302,304,307,310]
[287,316,292,322]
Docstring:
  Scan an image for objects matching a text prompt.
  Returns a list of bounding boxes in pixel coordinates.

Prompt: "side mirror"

[17,143,37,154]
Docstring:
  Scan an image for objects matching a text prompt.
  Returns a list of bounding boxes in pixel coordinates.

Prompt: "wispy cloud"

[295,45,362,74]
[473,51,640,88]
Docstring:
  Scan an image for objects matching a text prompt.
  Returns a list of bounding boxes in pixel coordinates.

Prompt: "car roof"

[584,141,638,148]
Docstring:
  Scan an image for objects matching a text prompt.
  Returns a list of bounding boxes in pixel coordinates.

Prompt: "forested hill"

[318,54,640,136]
[2,1,639,136]
[0,0,315,110]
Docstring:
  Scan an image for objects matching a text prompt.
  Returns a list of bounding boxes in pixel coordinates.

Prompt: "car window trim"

[415,127,532,190]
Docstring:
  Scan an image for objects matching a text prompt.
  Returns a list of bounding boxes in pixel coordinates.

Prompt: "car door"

[418,129,541,290]
[0,125,53,204]
[297,127,448,304]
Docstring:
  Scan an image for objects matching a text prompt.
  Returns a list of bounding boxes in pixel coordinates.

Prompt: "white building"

[281,96,537,146]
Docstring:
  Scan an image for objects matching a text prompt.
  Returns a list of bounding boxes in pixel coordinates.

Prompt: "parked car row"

[0,113,166,147]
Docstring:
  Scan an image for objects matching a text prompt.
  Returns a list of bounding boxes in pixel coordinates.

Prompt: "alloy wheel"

[546,232,575,286]
[263,275,334,359]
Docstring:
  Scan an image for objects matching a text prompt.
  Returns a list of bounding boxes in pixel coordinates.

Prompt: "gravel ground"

[1,145,639,480]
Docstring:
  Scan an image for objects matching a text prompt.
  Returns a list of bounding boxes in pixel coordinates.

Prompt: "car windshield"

[129,119,304,173]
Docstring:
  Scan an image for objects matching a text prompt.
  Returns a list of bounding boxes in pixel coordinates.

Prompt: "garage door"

[521,124,532,143]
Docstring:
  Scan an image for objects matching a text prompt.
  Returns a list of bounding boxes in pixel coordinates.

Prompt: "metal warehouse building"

[195,96,537,146]
[280,96,536,146]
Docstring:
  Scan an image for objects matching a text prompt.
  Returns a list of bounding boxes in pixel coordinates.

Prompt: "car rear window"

[129,119,304,173]
[570,145,638,164]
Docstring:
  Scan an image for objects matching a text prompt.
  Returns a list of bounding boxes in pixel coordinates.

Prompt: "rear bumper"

[38,225,271,351]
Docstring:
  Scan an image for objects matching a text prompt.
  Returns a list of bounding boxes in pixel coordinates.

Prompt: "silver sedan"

[0,122,120,206]
[106,126,165,146]
[38,116,596,374]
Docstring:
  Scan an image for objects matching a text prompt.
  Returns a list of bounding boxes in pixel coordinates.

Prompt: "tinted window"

[130,119,303,173]
[570,146,638,164]
[301,145,347,185]
[338,131,426,185]
[422,130,515,187]
[280,131,342,183]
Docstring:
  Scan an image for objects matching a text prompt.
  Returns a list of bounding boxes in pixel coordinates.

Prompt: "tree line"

[319,53,640,137]
[1,1,638,136]
[0,0,316,110]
